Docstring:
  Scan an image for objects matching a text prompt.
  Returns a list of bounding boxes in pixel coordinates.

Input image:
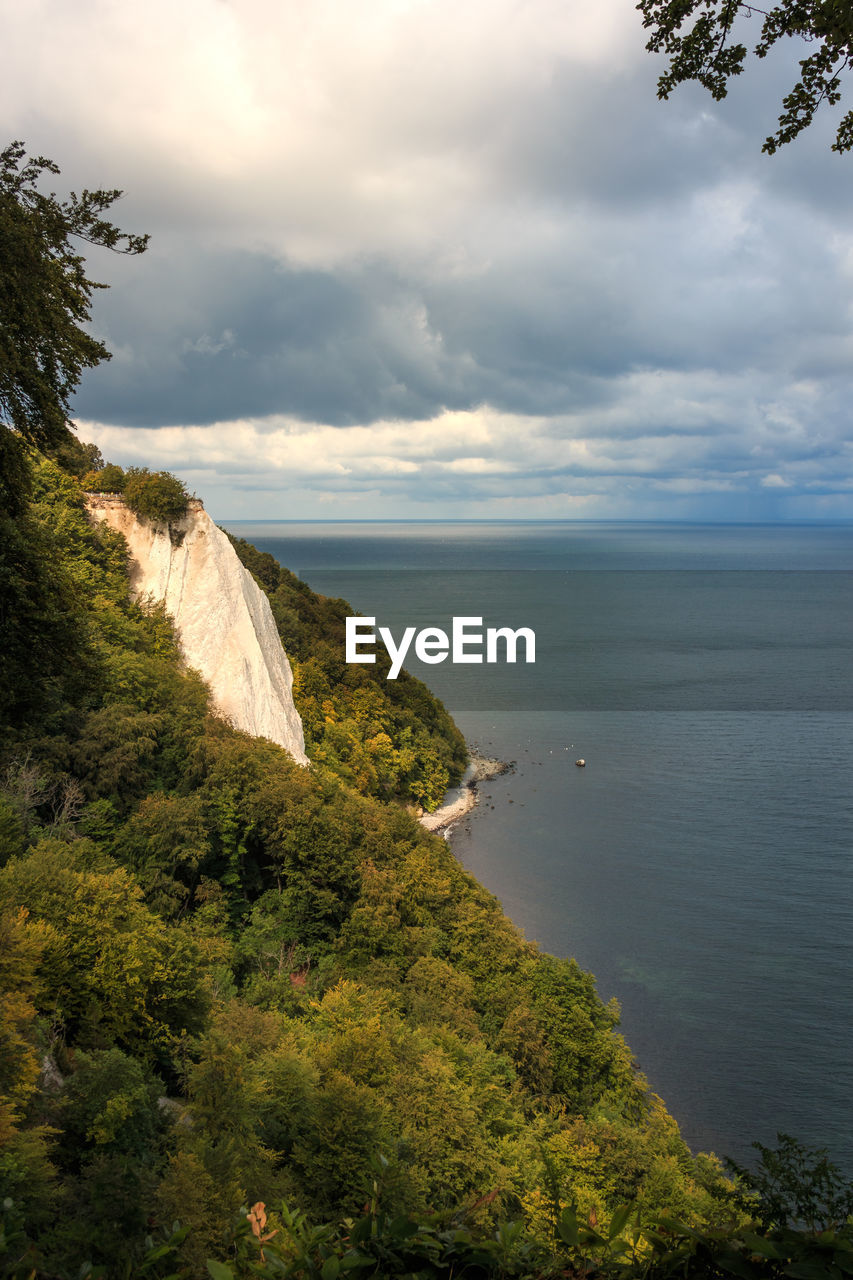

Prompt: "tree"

[0,838,208,1068]
[122,467,189,524]
[638,0,853,154]
[727,1132,853,1231]
[0,141,148,510]
[82,461,125,492]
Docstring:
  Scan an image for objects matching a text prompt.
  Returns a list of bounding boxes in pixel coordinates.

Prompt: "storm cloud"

[4,0,853,517]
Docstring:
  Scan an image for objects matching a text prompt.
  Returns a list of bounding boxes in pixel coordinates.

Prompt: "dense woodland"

[3,447,853,1279]
[4,134,853,1280]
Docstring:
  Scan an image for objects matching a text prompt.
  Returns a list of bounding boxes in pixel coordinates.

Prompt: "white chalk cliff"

[86,496,308,765]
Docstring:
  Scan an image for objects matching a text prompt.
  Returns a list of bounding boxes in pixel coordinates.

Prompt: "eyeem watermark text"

[346,616,536,680]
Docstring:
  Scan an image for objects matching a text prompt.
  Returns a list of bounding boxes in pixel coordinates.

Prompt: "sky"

[4,0,853,520]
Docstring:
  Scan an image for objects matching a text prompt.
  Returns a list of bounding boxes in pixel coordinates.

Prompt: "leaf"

[607,1203,634,1241]
[206,1262,235,1280]
[716,1247,763,1279]
[321,1255,341,1280]
[340,1254,374,1273]
[557,1207,580,1249]
[138,1243,173,1264]
[348,1217,373,1245]
[654,1213,698,1238]
[387,1214,418,1241]
[784,1261,846,1280]
[738,1231,784,1260]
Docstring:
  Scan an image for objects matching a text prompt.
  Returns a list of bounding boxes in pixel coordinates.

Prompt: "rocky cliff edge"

[85,495,308,765]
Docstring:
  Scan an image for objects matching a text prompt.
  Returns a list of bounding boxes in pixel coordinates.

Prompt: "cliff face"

[86,496,308,765]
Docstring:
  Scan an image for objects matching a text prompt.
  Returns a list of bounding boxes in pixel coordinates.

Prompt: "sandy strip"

[419,752,511,836]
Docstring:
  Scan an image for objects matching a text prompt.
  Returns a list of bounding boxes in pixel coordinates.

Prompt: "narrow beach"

[419,751,511,836]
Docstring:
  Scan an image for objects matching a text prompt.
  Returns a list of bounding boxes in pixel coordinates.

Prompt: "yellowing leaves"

[0,840,207,1063]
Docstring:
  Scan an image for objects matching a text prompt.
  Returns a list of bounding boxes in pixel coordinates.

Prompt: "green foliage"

[0,476,92,728]
[180,1193,853,1280]
[49,435,102,479]
[201,1193,537,1280]
[0,906,52,1142]
[227,533,467,810]
[727,1132,853,1231]
[528,956,643,1115]
[0,839,208,1068]
[0,799,25,865]
[5,1187,853,1279]
[72,704,164,802]
[123,467,190,525]
[638,0,853,154]
[0,456,204,742]
[82,461,126,492]
[52,1047,162,1169]
[0,141,147,511]
[120,791,212,917]
[3,453,825,1280]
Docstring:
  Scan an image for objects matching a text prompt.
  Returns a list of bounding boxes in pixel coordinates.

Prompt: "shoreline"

[419,750,512,837]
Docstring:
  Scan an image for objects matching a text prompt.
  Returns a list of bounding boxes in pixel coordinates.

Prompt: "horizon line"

[217,517,853,526]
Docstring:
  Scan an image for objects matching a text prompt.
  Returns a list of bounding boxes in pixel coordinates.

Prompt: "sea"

[222,520,853,1174]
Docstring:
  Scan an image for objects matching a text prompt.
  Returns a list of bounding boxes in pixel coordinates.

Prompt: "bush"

[123,467,189,523]
[81,462,126,492]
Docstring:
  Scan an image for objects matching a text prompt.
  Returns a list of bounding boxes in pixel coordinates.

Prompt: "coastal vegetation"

[0,452,730,1276]
[83,464,191,525]
[5,452,853,1278]
[2,142,851,1280]
[225,533,466,809]
[0,141,147,514]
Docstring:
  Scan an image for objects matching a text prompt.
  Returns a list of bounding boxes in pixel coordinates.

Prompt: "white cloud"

[77,381,853,518]
[6,0,853,518]
[1,0,642,264]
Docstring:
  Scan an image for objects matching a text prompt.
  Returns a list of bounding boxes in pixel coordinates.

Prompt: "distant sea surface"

[222,521,853,1172]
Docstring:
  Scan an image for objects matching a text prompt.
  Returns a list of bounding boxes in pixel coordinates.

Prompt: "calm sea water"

[223,521,853,1172]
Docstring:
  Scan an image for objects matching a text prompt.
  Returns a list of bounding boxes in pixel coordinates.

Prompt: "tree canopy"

[122,467,190,524]
[6,456,850,1278]
[0,141,147,509]
[0,456,741,1276]
[638,0,853,154]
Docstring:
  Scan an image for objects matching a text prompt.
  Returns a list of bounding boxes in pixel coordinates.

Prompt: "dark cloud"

[12,0,846,516]
[74,170,853,445]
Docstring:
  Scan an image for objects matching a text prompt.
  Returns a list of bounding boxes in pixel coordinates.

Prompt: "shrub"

[82,462,126,492]
[123,467,189,523]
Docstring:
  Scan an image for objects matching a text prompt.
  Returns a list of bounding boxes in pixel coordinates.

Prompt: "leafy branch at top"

[0,141,148,511]
[637,0,853,153]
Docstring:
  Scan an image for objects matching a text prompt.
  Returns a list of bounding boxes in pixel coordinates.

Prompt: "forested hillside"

[4,136,853,1280]
[0,450,749,1278]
